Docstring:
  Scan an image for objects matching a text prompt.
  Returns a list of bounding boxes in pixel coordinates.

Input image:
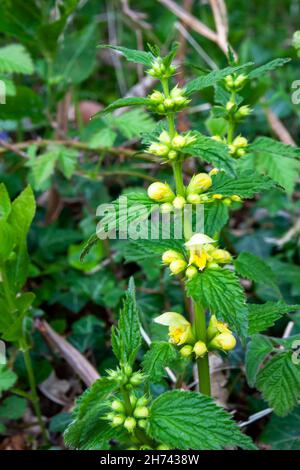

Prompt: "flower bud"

[149,91,164,104]
[130,394,137,408]
[185,265,198,279]
[130,372,144,386]
[160,202,173,213]
[211,135,222,142]
[206,261,220,269]
[172,134,186,149]
[233,136,248,148]
[158,130,172,145]
[212,194,223,200]
[111,400,125,413]
[124,364,132,376]
[223,198,232,206]
[236,148,246,158]
[173,196,186,210]
[231,195,242,202]
[193,340,208,358]
[147,182,175,202]
[209,332,236,351]
[211,249,232,264]
[224,75,234,88]
[168,150,178,160]
[169,259,187,275]
[226,100,235,112]
[209,168,219,177]
[133,406,149,419]
[164,98,174,110]
[148,142,169,157]
[138,419,148,429]
[112,414,125,427]
[124,417,136,433]
[236,105,252,119]
[234,74,247,88]
[170,86,185,98]
[157,444,171,450]
[162,250,183,265]
[187,193,202,204]
[187,173,212,194]
[136,396,149,407]
[180,344,193,358]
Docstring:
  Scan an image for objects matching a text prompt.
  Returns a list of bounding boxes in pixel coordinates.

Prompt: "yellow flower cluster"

[212,134,249,159]
[148,86,190,114]
[147,129,195,160]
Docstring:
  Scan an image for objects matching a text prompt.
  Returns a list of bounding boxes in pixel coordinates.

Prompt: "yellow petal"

[154,312,190,327]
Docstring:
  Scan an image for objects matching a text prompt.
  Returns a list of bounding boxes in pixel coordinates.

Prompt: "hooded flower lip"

[154,312,194,345]
[185,233,216,250]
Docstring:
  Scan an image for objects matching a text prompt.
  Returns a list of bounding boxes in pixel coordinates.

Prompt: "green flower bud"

[224,75,234,89]
[236,105,252,119]
[211,249,232,264]
[162,250,183,265]
[209,168,220,176]
[223,198,232,206]
[130,394,137,408]
[158,130,172,145]
[148,142,169,157]
[149,91,164,104]
[138,419,148,430]
[231,195,242,202]
[226,100,236,112]
[130,372,144,386]
[133,406,149,419]
[173,196,186,210]
[124,364,133,376]
[185,265,198,279]
[169,259,187,275]
[164,98,174,110]
[234,74,248,88]
[209,332,236,351]
[147,182,175,202]
[193,340,208,358]
[124,417,136,433]
[179,344,194,358]
[112,414,125,427]
[206,261,220,269]
[236,148,246,158]
[187,193,202,204]
[160,202,173,213]
[136,396,149,407]
[172,134,187,149]
[168,150,178,160]
[111,400,125,413]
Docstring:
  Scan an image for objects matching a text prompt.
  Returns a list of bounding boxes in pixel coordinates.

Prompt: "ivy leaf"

[256,351,300,416]
[185,63,253,95]
[64,378,119,449]
[98,45,153,66]
[248,58,291,79]
[142,342,177,382]
[0,44,34,74]
[94,97,151,117]
[248,301,300,335]
[111,278,142,365]
[184,132,236,175]
[0,366,17,392]
[208,171,276,198]
[260,406,300,449]
[245,334,274,386]
[149,390,256,450]
[186,268,248,338]
[234,252,279,292]
[204,202,229,237]
[249,137,300,194]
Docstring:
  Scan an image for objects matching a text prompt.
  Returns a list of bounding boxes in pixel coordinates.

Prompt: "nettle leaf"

[0,44,34,74]
[260,406,300,450]
[186,268,248,338]
[208,171,276,198]
[234,252,279,292]
[245,334,274,387]
[111,278,142,365]
[64,378,119,449]
[0,184,11,220]
[256,351,300,416]
[204,202,229,237]
[98,45,153,66]
[94,97,151,117]
[0,366,17,392]
[249,137,300,194]
[31,150,59,190]
[149,390,256,450]
[248,58,291,79]
[111,108,155,140]
[185,63,253,95]
[142,341,177,382]
[57,147,78,179]
[184,133,236,175]
[248,302,300,335]
[123,237,185,263]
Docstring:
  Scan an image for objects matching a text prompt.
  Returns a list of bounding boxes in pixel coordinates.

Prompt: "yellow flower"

[189,250,208,271]
[162,250,183,265]
[169,259,187,275]
[212,194,223,200]
[154,312,194,346]
[211,249,232,264]
[187,173,212,195]
[185,233,216,271]
[193,341,208,358]
[147,182,175,202]
[207,315,231,341]
[209,332,236,351]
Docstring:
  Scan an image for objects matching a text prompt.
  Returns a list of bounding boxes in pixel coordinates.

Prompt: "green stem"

[194,302,211,396]
[23,348,49,443]
[172,160,185,197]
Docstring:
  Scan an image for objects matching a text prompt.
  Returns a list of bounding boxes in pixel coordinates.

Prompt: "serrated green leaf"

[98,45,153,66]
[57,147,78,179]
[249,137,300,194]
[111,278,142,365]
[64,378,118,449]
[186,268,248,338]
[149,390,256,450]
[248,302,300,335]
[0,366,17,392]
[123,238,185,263]
[94,97,151,117]
[112,108,155,140]
[248,58,291,79]
[185,63,253,95]
[260,406,300,449]
[32,151,59,190]
[184,132,236,175]
[245,334,274,386]
[142,341,177,382]
[0,44,34,74]
[208,171,276,198]
[234,252,279,291]
[256,351,300,416]
[204,202,229,237]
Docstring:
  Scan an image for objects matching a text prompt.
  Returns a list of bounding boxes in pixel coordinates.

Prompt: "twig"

[0,139,28,159]
[209,0,229,51]
[36,320,100,386]
[265,108,296,146]
[239,407,273,428]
